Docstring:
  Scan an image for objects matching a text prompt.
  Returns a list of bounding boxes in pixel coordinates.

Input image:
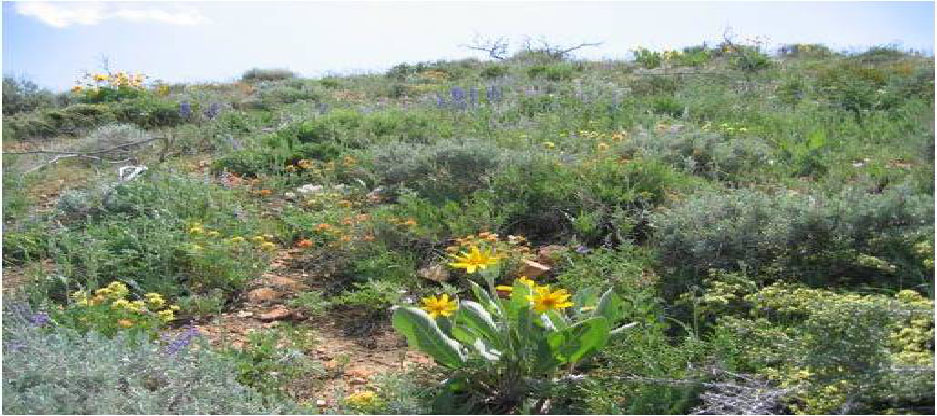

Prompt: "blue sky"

[3,1,934,91]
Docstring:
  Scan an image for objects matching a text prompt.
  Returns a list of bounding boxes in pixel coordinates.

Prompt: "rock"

[267,275,308,291]
[258,306,292,321]
[418,264,450,282]
[296,184,324,195]
[283,192,297,201]
[518,259,551,278]
[236,310,253,318]
[247,288,282,304]
[349,377,368,385]
[536,245,567,266]
[315,400,327,407]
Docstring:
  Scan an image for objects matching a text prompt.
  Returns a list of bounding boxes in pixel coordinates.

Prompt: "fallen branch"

[3,136,164,157]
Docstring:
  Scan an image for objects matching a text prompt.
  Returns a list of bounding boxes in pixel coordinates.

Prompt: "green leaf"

[456,301,503,349]
[547,316,610,364]
[392,307,465,368]
[594,288,622,324]
[467,279,499,315]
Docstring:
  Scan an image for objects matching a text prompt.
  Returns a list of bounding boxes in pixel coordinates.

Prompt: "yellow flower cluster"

[73,71,148,93]
[445,232,532,260]
[344,390,379,408]
[188,222,276,251]
[70,281,179,324]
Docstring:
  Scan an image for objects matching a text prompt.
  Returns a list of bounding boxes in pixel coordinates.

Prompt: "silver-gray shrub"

[621,130,773,181]
[651,185,933,293]
[2,304,302,415]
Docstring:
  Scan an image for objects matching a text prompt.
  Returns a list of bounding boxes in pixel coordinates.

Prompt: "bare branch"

[461,34,510,60]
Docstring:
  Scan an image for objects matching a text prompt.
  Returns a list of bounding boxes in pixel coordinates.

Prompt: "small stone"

[284,192,297,201]
[315,400,327,407]
[236,310,253,318]
[267,276,308,291]
[418,264,450,282]
[258,306,292,321]
[536,245,567,266]
[247,288,281,304]
[518,260,551,278]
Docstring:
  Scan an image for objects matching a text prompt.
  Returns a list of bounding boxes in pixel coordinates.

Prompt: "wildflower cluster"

[64,281,179,336]
[344,390,382,411]
[187,222,277,252]
[72,70,151,102]
[306,213,380,250]
[573,129,628,152]
[445,232,532,258]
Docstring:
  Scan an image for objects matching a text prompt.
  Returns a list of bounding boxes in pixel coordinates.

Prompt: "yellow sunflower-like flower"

[421,294,458,318]
[448,246,501,274]
[259,241,277,251]
[496,276,537,292]
[527,286,574,313]
[230,236,247,243]
[188,226,204,235]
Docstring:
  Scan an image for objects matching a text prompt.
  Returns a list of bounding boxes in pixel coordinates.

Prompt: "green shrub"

[1,304,301,414]
[706,284,934,414]
[2,76,54,115]
[113,96,185,128]
[480,65,509,79]
[650,96,684,117]
[527,63,576,81]
[241,68,297,82]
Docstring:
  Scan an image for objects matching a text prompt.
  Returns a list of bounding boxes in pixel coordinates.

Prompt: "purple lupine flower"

[450,86,466,101]
[486,85,502,102]
[179,101,192,119]
[28,312,50,328]
[469,87,478,108]
[435,94,446,108]
[203,102,222,120]
[165,325,200,356]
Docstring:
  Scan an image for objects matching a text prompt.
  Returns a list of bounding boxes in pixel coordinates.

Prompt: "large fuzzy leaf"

[546,316,610,364]
[392,307,465,368]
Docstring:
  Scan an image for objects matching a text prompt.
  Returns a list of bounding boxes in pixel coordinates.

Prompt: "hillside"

[2,43,934,414]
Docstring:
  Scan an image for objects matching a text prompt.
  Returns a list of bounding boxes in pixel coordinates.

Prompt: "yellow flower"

[106,281,129,298]
[188,226,204,234]
[93,73,108,82]
[542,141,556,149]
[112,299,132,310]
[421,294,458,318]
[496,276,537,293]
[157,309,175,322]
[527,286,574,313]
[448,246,501,274]
[259,241,276,251]
[230,236,247,243]
[597,142,610,151]
[129,300,146,312]
[252,235,266,243]
[145,293,166,308]
[345,390,378,407]
[207,231,220,237]
[95,288,113,297]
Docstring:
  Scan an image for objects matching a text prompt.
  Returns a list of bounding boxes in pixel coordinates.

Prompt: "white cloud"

[15,2,210,28]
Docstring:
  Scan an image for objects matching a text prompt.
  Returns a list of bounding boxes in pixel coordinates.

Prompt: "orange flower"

[295,239,314,248]
[362,234,375,242]
[117,319,134,328]
[403,219,417,226]
[258,189,273,197]
[315,223,332,232]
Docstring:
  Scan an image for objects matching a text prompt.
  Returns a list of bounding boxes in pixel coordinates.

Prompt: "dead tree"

[461,34,510,60]
[522,35,604,60]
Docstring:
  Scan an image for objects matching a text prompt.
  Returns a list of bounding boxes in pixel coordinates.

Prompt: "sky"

[2,1,935,91]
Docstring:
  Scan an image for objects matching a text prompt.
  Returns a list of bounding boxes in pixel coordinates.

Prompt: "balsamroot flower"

[421,294,458,318]
[527,286,574,313]
[448,245,501,274]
